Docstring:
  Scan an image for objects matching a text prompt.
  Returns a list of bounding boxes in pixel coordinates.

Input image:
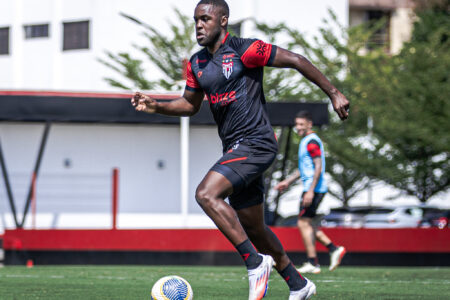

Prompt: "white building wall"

[390,7,414,54]
[0,122,222,230]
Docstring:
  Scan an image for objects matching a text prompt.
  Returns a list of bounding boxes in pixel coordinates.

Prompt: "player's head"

[194,0,229,46]
[295,110,313,137]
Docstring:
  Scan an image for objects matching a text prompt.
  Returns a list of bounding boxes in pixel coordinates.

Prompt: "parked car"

[274,214,326,227]
[419,209,450,229]
[320,206,374,228]
[276,206,373,228]
[363,206,426,228]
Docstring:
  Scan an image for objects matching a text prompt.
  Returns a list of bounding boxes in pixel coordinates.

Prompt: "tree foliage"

[256,7,449,203]
[350,7,450,202]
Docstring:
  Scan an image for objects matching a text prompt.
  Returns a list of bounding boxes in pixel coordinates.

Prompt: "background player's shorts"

[210,140,276,210]
[298,192,326,218]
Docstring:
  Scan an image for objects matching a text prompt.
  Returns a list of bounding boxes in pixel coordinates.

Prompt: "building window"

[0,27,10,55]
[63,20,89,50]
[24,24,49,39]
[366,10,390,51]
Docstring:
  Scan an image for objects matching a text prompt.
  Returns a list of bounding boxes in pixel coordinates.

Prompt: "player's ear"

[221,15,228,28]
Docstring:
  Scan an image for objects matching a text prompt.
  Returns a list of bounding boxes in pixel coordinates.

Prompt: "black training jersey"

[185,33,278,152]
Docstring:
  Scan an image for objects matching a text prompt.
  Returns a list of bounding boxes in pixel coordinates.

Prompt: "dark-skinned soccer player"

[131,1,349,299]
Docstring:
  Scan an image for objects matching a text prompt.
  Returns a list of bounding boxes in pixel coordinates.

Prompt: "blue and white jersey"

[298,132,327,193]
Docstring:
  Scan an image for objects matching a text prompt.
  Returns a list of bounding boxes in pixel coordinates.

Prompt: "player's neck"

[206,31,228,54]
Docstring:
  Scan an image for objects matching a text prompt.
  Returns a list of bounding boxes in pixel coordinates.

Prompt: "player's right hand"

[302,190,314,207]
[131,91,157,113]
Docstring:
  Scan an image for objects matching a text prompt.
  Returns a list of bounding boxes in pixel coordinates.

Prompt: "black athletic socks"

[279,263,307,291]
[308,257,319,266]
[236,239,262,269]
[326,242,338,252]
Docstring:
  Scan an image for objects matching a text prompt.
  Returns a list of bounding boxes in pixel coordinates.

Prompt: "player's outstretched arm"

[131,90,205,117]
[274,169,300,192]
[271,47,350,120]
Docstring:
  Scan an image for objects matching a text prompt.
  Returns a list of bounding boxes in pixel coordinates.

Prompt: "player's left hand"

[303,191,314,208]
[274,181,289,192]
[331,92,350,121]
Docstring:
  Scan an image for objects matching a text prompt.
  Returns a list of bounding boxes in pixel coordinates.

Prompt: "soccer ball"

[151,275,193,300]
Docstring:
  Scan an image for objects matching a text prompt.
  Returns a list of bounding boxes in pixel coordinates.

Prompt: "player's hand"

[331,91,350,121]
[302,191,314,208]
[131,91,157,113]
[274,181,289,193]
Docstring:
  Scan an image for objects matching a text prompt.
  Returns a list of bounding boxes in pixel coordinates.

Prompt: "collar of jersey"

[221,32,230,44]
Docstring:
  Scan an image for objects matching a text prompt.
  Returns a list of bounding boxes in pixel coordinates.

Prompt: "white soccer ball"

[151,275,194,300]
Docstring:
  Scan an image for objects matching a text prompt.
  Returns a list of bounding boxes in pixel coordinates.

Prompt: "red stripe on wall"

[3,229,234,251]
[3,228,450,252]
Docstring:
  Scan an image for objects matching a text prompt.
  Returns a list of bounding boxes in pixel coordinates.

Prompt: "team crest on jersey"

[222,57,234,79]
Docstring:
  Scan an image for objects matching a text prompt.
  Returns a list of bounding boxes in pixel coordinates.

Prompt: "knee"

[195,186,216,209]
[297,218,310,229]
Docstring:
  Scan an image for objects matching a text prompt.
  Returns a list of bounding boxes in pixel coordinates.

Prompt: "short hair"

[197,0,230,18]
[295,110,313,122]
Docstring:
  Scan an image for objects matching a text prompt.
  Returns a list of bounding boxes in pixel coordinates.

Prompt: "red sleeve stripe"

[307,143,321,158]
[186,61,201,89]
[241,40,273,68]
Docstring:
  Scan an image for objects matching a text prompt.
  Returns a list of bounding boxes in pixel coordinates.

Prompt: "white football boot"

[296,262,321,274]
[288,277,316,300]
[248,254,274,300]
[329,246,346,271]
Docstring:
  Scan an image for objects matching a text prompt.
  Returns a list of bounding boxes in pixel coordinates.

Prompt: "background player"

[275,111,346,274]
[132,0,349,299]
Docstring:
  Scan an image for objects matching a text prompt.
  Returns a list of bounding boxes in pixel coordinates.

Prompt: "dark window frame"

[0,27,10,55]
[24,23,50,39]
[63,20,90,51]
[365,9,391,51]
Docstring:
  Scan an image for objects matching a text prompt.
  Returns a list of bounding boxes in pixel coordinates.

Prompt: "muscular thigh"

[196,170,234,199]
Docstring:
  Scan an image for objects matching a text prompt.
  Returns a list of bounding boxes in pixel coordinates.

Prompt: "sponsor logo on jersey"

[197,71,203,78]
[222,57,234,79]
[207,91,237,106]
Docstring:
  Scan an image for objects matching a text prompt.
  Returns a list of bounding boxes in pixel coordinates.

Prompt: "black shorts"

[299,192,326,218]
[210,140,276,210]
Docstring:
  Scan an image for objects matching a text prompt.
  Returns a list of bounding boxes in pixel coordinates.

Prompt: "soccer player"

[274,111,346,274]
[131,1,349,299]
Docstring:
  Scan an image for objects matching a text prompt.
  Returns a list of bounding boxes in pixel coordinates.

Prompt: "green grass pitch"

[0,265,449,299]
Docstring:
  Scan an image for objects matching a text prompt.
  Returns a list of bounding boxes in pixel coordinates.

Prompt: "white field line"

[316,279,450,285]
[0,274,449,285]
